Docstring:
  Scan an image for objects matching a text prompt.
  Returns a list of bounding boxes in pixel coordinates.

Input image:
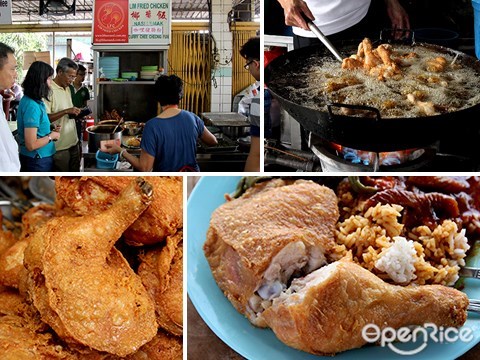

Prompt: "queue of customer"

[0,42,83,172]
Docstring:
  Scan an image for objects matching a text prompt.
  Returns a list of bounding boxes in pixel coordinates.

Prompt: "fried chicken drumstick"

[262,261,469,355]
[55,177,182,246]
[24,177,158,357]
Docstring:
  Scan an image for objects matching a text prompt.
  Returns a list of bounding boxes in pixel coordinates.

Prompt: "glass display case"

[92,45,168,123]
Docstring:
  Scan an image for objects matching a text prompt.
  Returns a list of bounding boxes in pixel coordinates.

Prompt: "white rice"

[375,236,418,284]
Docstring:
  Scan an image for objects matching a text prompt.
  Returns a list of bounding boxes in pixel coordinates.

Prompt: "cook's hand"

[385,0,410,37]
[104,143,122,154]
[50,131,61,141]
[277,0,314,31]
[66,107,81,116]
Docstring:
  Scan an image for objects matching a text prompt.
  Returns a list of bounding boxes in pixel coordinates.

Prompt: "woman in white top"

[0,42,20,172]
[277,0,410,48]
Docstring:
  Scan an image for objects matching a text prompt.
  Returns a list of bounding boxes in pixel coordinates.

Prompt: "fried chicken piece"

[407,93,437,115]
[126,331,182,360]
[55,177,182,246]
[426,56,448,72]
[0,223,20,288]
[325,76,362,93]
[0,226,17,256]
[341,57,363,70]
[0,240,28,289]
[204,180,339,327]
[138,232,183,336]
[20,204,57,241]
[361,38,382,71]
[262,261,468,355]
[0,315,76,360]
[0,204,57,289]
[24,178,157,357]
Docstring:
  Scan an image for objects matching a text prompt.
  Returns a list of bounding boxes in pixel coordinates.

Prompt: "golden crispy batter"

[0,227,17,256]
[0,205,57,289]
[24,178,157,357]
[0,288,48,334]
[126,331,182,360]
[0,315,75,360]
[204,180,339,326]
[55,177,183,245]
[138,232,183,336]
[262,261,469,355]
[0,240,28,288]
[20,204,57,241]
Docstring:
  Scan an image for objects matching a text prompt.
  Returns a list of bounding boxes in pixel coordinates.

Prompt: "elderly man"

[0,42,20,172]
[45,57,81,172]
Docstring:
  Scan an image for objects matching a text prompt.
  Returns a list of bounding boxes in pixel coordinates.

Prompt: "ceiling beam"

[0,23,92,33]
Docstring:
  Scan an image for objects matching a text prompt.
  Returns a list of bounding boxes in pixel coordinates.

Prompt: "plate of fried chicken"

[187,176,480,360]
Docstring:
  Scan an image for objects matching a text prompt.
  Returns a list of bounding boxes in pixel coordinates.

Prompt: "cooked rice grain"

[334,204,470,286]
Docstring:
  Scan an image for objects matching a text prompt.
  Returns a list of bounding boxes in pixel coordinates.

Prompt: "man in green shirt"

[69,64,90,142]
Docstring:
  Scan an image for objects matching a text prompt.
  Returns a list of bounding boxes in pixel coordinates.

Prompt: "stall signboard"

[93,0,171,45]
[128,0,171,44]
[93,0,129,43]
[0,0,12,25]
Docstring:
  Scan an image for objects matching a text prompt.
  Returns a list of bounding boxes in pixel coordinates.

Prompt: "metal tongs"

[301,13,343,62]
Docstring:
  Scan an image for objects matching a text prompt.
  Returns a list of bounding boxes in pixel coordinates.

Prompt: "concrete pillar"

[210,0,233,112]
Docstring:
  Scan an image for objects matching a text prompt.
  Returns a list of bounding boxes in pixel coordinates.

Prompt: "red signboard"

[93,0,129,44]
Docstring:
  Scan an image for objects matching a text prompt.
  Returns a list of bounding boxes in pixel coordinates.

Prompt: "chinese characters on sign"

[93,0,171,45]
[0,0,13,25]
[128,0,171,44]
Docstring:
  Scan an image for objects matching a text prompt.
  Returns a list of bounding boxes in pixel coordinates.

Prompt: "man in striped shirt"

[239,36,261,172]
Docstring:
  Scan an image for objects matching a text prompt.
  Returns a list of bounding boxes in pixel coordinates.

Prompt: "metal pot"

[86,125,123,153]
[98,119,121,126]
[266,42,480,152]
[122,121,144,136]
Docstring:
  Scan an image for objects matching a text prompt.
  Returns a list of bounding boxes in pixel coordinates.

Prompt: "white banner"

[0,0,12,25]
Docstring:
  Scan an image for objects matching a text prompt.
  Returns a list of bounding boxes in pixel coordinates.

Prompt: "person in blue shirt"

[104,74,217,172]
[17,61,61,171]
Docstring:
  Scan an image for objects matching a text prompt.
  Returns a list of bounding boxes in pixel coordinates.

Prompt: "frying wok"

[265,42,480,152]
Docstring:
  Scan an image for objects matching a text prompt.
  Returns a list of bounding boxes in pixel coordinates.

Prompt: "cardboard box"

[23,51,51,69]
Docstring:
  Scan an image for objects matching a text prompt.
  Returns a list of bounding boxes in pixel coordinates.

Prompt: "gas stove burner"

[327,142,427,167]
[309,133,437,172]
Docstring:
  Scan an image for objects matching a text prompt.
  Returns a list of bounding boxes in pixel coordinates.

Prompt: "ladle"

[111,119,124,134]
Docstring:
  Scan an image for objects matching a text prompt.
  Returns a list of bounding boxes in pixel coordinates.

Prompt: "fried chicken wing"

[55,177,182,245]
[262,261,468,355]
[24,178,157,357]
[138,232,183,336]
[204,180,339,327]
